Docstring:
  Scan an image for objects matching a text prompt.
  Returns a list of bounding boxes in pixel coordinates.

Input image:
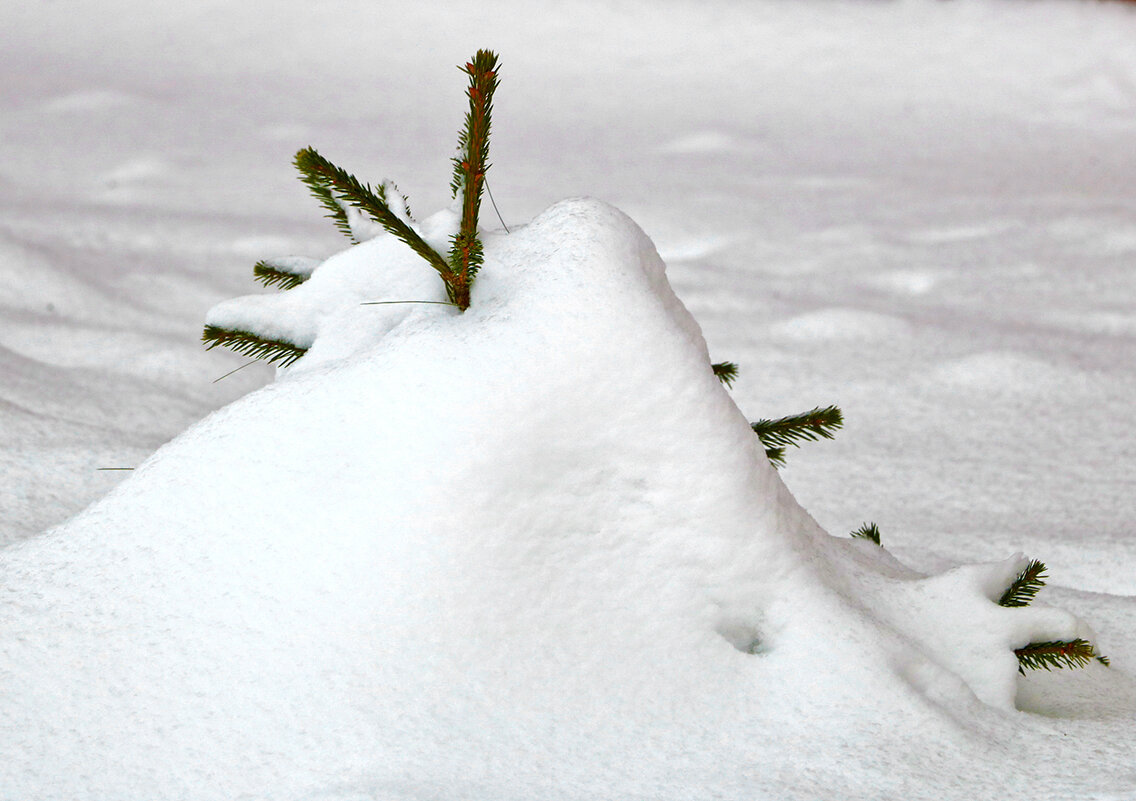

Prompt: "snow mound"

[0,199,1106,799]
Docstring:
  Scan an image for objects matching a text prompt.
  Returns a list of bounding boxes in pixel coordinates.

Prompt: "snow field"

[2,0,1135,798]
[2,197,1130,800]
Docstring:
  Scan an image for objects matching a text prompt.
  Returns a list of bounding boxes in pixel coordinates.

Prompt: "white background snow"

[2,1,1136,799]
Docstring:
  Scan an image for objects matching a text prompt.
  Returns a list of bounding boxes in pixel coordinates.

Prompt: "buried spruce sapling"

[204,49,1108,682]
[203,50,500,367]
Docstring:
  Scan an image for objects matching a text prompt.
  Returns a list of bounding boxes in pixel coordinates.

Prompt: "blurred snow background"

[5,0,1134,570]
[1,0,1135,794]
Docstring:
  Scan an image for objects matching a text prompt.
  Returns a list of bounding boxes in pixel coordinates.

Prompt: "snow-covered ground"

[2,1,1135,799]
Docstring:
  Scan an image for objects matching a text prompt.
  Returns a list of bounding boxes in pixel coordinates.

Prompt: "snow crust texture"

[1,199,1121,801]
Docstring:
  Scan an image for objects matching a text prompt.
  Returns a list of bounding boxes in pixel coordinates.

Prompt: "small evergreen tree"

[203,50,501,366]
[205,49,1111,685]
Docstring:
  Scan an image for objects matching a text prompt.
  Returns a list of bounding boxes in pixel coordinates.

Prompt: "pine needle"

[850,522,882,546]
[202,325,308,368]
[765,447,786,468]
[751,405,844,451]
[712,361,738,387]
[212,360,259,383]
[484,177,509,233]
[998,559,1047,608]
[1015,639,1105,674]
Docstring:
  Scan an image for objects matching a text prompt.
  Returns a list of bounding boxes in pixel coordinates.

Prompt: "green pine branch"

[202,325,308,368]
[1015,639,1107,674]
[850,522,882,546]
[752,406,843,467]
[293,152,356,241]
[293,147,455,295]
[712,361,738,387]
[253,258,315,290]
[447,49,500,310]
[998,560,1047,608]
[994,560,1111,673]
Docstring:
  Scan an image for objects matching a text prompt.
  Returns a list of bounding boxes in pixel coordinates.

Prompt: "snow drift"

[0,199,1114,799]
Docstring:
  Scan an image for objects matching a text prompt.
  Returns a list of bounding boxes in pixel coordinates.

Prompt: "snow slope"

[2,0,1135,798]
[2,196,1128,800]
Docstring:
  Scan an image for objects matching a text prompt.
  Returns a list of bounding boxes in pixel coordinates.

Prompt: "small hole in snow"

[717,623,766,655]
